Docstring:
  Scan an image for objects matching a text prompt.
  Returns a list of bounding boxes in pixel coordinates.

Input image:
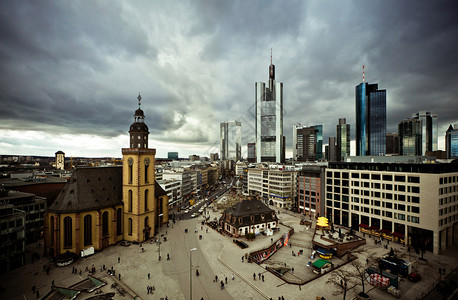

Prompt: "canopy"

[312,258,331,269]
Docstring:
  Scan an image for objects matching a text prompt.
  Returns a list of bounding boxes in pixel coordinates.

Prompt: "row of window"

[327,171,421,184]
[348,205,420,223]
[440,205,458,216]
[440,176,458,185]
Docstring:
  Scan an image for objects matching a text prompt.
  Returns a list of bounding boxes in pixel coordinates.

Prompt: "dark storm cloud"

[0,0,457,156]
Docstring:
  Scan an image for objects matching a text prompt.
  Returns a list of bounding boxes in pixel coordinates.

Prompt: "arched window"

[64,216,72,248]
[145,164,149,183]
[128,218,132,236]
[128,164,133,184]
[84,215,92,246]
[102,211,109,236]
[128,190,133,212]
[144,189,149,211]
[116,208,122,236]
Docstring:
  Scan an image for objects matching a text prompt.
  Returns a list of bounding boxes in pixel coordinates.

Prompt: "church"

[44,95,169,258]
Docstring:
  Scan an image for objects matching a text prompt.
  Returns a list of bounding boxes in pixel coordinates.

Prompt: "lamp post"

[190,248,197,300]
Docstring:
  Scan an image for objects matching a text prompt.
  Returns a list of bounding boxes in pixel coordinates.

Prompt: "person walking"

[231,273,234,280]
[118,256,120,263]
[258,273,261,280]
[253,273,256,280]
[262,275,264,282]
[225,276,227,284]
[215,275,218,282]
[119,273,121,280]
[148,273,150,279]
[292,267,294,274]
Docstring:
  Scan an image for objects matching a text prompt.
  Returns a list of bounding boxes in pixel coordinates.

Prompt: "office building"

[327,137,337,162]
[255,53,284,163]
[398,111,438,156]
[297,165,326,218]
[325,160,458,254]
[355,82,386,156]
[167,152,179,160]
[210,153,219,161]
[220,121,242,161]
[446,124,458,159]
[386,133,399,155]
[247,143,256,163]
[0,204,25,273]
[337,118,350,161]
[293,124,323,161]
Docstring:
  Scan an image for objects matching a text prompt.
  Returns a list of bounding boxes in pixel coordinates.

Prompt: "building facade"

[386,133,399,155]
[297,165,326,218]
[167,152,179,160]
[355,82,386,156]
[327,137,337,162]
[399,111,438,156]
[55,151,65,170]
[0,204,25,273]
[446,124,458,159]
[337,118,350,161]
[220,121,242,161]
[325,161,458,254]
[293,125,323,162]
[255,55,284,163]
[247,143,256,163]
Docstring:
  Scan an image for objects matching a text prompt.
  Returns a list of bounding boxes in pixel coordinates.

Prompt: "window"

[128,190,133,212]
[128,218,133,235]
[361,174,369,179]
[371,174,380,180]
[386,202,392,209]
[408,176,420,183]
[145,165,149,183]
[411,216,420,223]
[116,208,122,235]
[411,206,420,214]
[84,215,92,246]
[351,173,359,179]
[385,211,392,218]
[102,211,109,236]
[412,186,420,193]
[411,196,420,204]
[395,175,405,182]
[398,214,405,220]
[129,165,133,183]
[64,217,72,248]
[383,174,392,181]
[145,189,149,211]
[398,204,405,211]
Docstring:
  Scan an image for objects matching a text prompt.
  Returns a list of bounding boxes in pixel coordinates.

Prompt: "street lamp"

[190,248,197,300]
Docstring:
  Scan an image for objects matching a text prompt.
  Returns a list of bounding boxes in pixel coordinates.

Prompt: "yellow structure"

[44,94,169,258]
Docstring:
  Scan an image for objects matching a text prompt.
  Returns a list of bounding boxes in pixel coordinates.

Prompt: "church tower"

[122,94,157,242]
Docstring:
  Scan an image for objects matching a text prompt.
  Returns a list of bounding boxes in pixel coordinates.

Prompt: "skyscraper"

[293,124,322,162]
[445,124,458,159]
[336,118,350,161]
[255,52,284,163]
[398,111,437,156]
[386,133,399,155]
[247,143,256,163]
[355,82,386,156]
[327,137,337,162]
[220,121,242,161]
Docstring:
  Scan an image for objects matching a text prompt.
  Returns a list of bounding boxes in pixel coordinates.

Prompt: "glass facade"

[293,125,322,161]
[446,124,458,159]
[220,121,242,161]
[355,82,386,156]
[398,111,437,156]
[337,118,350,161]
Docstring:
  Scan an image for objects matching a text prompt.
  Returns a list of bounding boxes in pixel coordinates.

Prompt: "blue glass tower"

[355,82,386,156]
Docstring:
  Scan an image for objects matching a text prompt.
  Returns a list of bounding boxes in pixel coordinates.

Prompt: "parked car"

[184,210,189,214]
[191,213,198,218]
[408,273,422,282]
[119,241,131,247]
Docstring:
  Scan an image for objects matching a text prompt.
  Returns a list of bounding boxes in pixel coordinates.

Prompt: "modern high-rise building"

[398,111,437,156]
[255,53,284,163]
[386,133,399,155]
[355,82,386,156]
[220,121,242,161]
[327,137,337,162]
[336,118,350,161]
[446,124,458,159]
[247,143,256,163]
[167,152,179,160]
[293,124,323,161]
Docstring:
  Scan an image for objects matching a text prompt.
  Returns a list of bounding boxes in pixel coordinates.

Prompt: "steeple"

[129,93,149,149]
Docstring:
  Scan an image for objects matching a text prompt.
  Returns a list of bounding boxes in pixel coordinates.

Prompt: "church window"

[128,218,133,236]
[145,165,149,183]
[84,215,92,246]
[116,208,122,235]
[138,136,141,139]
[64,216,72,248]
[145,216,149,228]
[128,190,133,212]
[102,211,109,236]
[144,189,149,211]
[128,166,133,183]
[137,143,141,148]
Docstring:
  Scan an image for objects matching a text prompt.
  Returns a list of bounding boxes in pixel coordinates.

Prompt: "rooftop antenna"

[270,48,272,65]
[363,65,365,83]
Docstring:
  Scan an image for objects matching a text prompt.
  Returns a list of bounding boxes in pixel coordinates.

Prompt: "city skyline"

[0,1,457,158]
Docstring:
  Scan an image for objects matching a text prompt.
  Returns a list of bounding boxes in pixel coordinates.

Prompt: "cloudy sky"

[1,0,457,159]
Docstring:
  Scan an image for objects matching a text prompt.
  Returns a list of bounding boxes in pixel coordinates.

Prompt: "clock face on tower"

[128,157,134,166]
[144,157,150,166]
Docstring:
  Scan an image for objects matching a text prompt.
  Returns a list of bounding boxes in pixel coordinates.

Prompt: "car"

[191,213,198,218]
[119,241,132,247]
[184,210,189,214]
[408,273,422,282]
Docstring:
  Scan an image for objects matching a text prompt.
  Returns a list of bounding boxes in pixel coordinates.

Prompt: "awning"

[380,229,391,234]
[359,223,369,228]
[368,226,380,231]
[317,248,332,255]
[392,232,405,238]
[312,259,331,269]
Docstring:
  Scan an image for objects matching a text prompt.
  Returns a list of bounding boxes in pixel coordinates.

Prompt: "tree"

[326,268,353,300]
[349,259,369,297]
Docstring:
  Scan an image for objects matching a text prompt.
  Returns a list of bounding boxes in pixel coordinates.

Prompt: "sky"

[1,0,457,159]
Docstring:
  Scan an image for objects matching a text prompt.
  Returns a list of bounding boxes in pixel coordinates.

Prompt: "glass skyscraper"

[255,56,284,163]
[336,118,350,161]
[398,111,437,156]
[446,124,458,159]
[293,124,322,161]
[220,121,242,161]
[355,82,386,156]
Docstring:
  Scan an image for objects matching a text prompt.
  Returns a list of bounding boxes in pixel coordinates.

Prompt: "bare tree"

[349,259,369,297]
[326,268,353,300]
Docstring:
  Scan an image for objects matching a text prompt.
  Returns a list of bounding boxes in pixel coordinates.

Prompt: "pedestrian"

[119,273,121,280]
[366,258,369,265]
[253,273,256,280]
[232,273,234,280]
[165,296,168,300]
[148,273,151,279]
[262,275,264,282]
[52,280,55,286]
[215,275,218,282]
[147,285,150,294]
[118,256,120,263]
[225,276,227,284]
[258,273,261,280]
[242,256,244,262]
[292,267,294,274]
[167,253,170,261]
